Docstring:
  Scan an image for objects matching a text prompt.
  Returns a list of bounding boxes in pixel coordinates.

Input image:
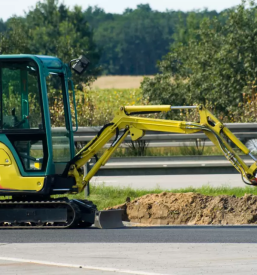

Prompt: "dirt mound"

[108,192,257,225]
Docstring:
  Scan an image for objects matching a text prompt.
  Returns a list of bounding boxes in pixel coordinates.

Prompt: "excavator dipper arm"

[66,105,257,192]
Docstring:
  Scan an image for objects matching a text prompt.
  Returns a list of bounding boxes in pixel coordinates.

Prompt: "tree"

[25,0,100,85]
[86,5,183,75]
[0,19,6,33]
[141,1,257,120]
[0,17,30,54]
[0,0,100,86]
[84,5,220,75]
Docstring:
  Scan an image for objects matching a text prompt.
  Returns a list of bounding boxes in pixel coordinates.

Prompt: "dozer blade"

[94,209,124,229]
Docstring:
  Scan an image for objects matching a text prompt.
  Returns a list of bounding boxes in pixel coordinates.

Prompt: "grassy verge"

[96,145,224,158]
[68,184,257,210]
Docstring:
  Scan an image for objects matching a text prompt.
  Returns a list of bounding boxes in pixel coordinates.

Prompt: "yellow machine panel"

[0,149,12,165]
[0,143,44,192]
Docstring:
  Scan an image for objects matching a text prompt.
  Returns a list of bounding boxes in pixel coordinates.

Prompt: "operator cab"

[0,55,78,176]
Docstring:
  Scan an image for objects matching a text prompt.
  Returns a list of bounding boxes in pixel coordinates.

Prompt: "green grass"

[68,183,257,210]
[97,145,223,158]
[2,184,256,210]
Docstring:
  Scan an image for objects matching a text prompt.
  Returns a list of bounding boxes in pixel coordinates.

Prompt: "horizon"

[0,0,244,21]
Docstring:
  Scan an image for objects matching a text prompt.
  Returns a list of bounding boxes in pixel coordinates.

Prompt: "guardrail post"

[84,161,91,197]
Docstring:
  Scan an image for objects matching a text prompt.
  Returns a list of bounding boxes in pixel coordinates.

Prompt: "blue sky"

[1,0,244,20]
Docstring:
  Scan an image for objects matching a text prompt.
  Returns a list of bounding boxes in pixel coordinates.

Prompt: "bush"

[142,1,257,121]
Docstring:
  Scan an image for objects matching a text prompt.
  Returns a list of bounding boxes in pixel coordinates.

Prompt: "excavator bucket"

[94,209,124,229]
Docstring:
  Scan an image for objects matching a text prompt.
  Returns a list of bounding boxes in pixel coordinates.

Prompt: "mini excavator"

[0,54,256,229]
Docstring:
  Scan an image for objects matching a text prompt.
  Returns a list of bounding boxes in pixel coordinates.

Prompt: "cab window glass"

[46,73,71,162]
[0,60,47,171]
[0,60,43,130]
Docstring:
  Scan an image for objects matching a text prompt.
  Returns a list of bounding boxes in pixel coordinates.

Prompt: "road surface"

[0,226,257,274]
[91,174,249,189]
[0,226,257,243]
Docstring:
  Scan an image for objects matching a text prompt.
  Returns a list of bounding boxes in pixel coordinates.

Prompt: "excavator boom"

[67,105,257,193]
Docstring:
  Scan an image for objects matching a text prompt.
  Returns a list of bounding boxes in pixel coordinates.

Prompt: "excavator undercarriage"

[0,198,123,229]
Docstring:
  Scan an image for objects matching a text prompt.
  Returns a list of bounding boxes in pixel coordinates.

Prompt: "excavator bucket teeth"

[94,210,124,229]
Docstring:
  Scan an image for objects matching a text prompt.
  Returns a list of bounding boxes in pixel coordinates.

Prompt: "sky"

[0,0,244,21]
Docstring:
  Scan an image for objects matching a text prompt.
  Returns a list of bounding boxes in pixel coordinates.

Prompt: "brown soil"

[107,192,257,225]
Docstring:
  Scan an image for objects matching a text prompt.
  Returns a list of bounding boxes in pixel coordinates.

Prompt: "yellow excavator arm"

[65,105,257,193]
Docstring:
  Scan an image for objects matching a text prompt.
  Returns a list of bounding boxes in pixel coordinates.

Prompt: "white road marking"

[0,256,170,275]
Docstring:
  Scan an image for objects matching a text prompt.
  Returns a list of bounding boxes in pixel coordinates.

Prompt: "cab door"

[0,59,48,174]
[46,72,74,174]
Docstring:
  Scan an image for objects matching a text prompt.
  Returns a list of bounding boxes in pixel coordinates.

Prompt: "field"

[66,75,257,157]
[73,88,145,127]
[91,75,151,89]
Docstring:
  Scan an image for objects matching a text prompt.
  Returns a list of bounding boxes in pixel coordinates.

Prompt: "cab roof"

[0,54,64,70]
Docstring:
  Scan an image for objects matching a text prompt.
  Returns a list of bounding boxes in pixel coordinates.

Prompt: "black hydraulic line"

[111,126,120,144]
[62,122,115,177]
[94,154,99,162]
[241,174,255,186]
[96,123,115,138]
[79,123,116,158]
[111,129,128,147]
[188,123,254,186]
[92,125,119,163]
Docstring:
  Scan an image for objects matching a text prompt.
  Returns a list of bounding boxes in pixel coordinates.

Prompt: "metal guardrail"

[69,123,257,146]
[71,123,257,179]
[29,123,257,151]
[44,123,257,150]
[86,155,254,176]
[51,124,256,189]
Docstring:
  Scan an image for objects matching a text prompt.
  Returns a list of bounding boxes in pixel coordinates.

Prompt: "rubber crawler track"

[0,199,79,229]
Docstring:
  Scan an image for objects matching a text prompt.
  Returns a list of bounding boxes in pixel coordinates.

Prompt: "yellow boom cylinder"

[124,105,171,113]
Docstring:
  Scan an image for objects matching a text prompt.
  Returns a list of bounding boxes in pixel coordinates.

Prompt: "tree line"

[0,0,222,77]
[1,0,255,121]
[142,0,257,120]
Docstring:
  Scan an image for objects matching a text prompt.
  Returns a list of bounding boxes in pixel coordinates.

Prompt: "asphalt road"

[2,242,257,275]
[1,174,256,274]
[91,174,248,189]
[1,227,257,274]
[1,226,257,243]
